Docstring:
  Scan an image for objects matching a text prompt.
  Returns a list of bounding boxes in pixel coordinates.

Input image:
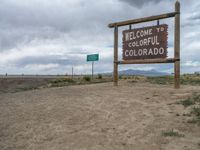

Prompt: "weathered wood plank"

[118,58,178,64]
[108,12,178,28]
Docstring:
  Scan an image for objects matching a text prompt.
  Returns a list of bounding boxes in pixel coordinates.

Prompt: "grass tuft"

[83,76,91,82]
[147,74,200,86]
[176,99,195,107]
[176,93,200,107]
[193,94,200,103]
[191,107,200,117]
[49,78,76,87]
[97,74,102,79]
[187,118,199,124]
[162,129,184,137]
[176,93,200,125]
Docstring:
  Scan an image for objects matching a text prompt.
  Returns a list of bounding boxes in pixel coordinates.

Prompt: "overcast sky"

[0,0,199,75]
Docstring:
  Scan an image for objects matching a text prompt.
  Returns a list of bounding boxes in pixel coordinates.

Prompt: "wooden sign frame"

[108,1,180,89]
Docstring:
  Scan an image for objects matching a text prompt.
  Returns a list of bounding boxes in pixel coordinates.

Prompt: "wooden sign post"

[114,26,118,86]
[174,1,180,89]
[108,1,180,88]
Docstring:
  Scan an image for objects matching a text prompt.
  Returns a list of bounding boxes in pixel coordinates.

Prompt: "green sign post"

[87,54,99,79]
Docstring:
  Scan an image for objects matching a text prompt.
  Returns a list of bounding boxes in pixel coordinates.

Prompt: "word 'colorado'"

[124,47,165,57]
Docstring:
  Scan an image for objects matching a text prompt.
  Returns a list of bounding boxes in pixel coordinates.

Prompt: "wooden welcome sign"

[108,1,180,89]
[123,24,168,60]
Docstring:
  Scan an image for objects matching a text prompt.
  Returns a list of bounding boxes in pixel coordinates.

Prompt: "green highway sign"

[87,54,99,62]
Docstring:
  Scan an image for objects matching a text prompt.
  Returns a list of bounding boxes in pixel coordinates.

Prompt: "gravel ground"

[0,81,200,150]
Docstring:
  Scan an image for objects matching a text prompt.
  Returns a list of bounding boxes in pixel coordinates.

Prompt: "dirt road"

[0,81,200,150]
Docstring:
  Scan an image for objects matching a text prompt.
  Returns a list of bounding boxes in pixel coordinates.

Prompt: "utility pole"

[72,66,74,79]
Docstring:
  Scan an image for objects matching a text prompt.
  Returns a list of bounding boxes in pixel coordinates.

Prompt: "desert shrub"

[83,76,91,81]
[176,99,195,107]
[97,74,102,79]
[181,75,200,85]
[62,78,75,83]
[193,94,200,103]
[191,107,200,117]
[147,76,173,85]
[189,107,200,125]
[50,78,75,84]
[162,129,184,137]
[50,80,60,84]
[176,93,200,107]
[123,77,127,80]
[134,76,140,80]
[187,118,199,124]
[49,78,76,87]
[147,75,200,86]
[177,93,200,125]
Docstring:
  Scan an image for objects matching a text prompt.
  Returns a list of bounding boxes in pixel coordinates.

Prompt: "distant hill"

[119,69,169,76]
[104,69,169,76]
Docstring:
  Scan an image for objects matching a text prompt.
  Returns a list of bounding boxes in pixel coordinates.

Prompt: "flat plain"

[0,77,200,150]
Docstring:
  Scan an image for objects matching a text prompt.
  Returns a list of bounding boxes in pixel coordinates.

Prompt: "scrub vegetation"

[0,75,113,93]
[162,129,184,137]
[147,74,200,85]
[176,93,200,126]
[0,74,199,93]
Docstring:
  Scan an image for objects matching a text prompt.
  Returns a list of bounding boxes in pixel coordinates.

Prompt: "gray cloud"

[0,0,200,74]
[15,56,69,67]
[189,14,200,21]
[119,0,162,7]
[0,0,114,51]
[0,25,63,50]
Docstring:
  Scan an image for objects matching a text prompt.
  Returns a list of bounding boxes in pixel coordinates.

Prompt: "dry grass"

[176,93,200,126]
[162,129,184,137]
[1,74,200,94]
[147,74,200,86]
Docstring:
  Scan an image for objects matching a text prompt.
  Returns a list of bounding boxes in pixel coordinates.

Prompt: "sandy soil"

[0,81,200,150]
